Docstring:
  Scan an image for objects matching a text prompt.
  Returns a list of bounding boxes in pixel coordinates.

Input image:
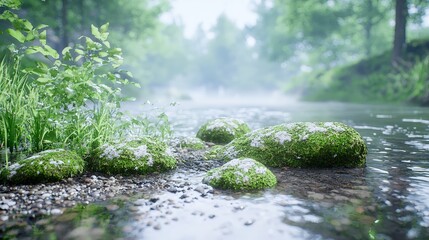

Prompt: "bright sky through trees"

[163,0,258,37]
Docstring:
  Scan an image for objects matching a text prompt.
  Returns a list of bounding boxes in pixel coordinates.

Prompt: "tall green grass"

[0,61,31,151]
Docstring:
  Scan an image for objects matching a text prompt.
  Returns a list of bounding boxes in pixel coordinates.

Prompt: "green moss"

[215,122,367,168]
[171,136,206,150]
[196,118,251,144]
[204,145,224,160]
[90,137,176,175]
[0,149,84,184]
[203,158,277,190]
[301,38,429,104]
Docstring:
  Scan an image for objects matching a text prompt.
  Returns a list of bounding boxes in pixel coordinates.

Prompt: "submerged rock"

[0,149,84,184]
[196,118,251,144]
[170,136,206,150]
[91,137,176,175]
[203,158,277,190]
[213,122,367,168]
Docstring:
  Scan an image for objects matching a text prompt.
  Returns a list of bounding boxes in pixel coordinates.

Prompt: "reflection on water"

[2,100,429,239]
[159,101,429,239]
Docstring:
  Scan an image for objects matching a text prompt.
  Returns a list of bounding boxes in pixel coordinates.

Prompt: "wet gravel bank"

[0,147,221,224]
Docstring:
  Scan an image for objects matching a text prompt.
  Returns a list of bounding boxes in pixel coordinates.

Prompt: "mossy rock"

[203,158,276,190]
[214,122,367,168]
[0,149,84,185]
[204,145,224,160]
[196,118,251,144]
[170,136,206,150]
[91,137,177,175]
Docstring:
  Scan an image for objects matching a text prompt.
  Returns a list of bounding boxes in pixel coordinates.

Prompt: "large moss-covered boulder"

[91,137,176,175]
[196,118,251,144]
[214,122,367,168]
[170,136,206,150]
[203,158,277,190]
[0,149,84,184]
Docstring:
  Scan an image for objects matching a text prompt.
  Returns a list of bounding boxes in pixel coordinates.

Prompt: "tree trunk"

[392,0,407,64]
[60,0,69,51]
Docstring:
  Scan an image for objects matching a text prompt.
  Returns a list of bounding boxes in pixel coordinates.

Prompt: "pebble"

[167,187,178,193]
[0,147,224,236]
[51,209,62,215]
[244,220,255,226]
[0,204,9,210]
[194,186,205,194]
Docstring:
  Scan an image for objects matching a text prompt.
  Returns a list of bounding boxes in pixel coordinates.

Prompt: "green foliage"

[0,0,21,9]
[301,38,429,104]
[251,0,393,71]
[0,3,174,167]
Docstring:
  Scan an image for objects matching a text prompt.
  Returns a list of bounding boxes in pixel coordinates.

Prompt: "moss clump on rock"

[196,118,251,145]
[91,137,176,175]
[0,149,84,184]
[214,122,367,168]
[171,136,206,150]
[203,158,277,190]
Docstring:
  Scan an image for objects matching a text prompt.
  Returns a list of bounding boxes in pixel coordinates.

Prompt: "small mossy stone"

[203,158,277,190]
[204,145,224,160]
[91,137,176,175]
[196,118,251,145]
[0,149,84,185]
[170,136,206,150]
[216,122,367,168]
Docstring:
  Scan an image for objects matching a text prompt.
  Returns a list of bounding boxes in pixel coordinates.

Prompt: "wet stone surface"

[0,147,217,222]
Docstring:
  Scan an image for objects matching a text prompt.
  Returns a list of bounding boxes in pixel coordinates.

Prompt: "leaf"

[39,30,47,45]
[74,55,83,62]
[125,71,133,78]
[25,31,35,41]
[7,28,25,43]
[102,40,110,48]
[36,78,51,83]
[22,19,33,31]
[100,22,109,33]
[35,24,49,30]
[25,46,43,55]
[91,24,101,40]
[85,37,97,49]
[75,48,85,55]
[93,57,103,63]
[43,44,59,59]
[62,46,72,55]
[98,51,108,57]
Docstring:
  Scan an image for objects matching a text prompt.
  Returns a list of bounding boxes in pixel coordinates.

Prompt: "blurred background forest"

[1,0,429,105]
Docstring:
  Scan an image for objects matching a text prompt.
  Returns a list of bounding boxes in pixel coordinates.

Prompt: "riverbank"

[0,147,221,223]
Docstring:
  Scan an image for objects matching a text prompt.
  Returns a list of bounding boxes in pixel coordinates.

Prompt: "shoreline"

[0,148,220,223]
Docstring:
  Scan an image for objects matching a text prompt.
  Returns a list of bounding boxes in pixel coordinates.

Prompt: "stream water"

[2,99,429,240]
